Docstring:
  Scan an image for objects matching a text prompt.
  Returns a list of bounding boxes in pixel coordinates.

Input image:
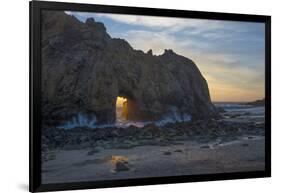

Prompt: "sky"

[66,11,265,102]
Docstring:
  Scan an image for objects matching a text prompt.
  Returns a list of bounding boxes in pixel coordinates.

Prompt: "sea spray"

[58,111,192,129]
[58,113,97,129]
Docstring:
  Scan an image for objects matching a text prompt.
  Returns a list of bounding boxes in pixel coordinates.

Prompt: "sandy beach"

[42,136,264,184]
[41,103,265,184]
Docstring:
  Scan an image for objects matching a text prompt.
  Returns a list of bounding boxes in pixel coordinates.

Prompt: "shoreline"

[42,136,265,184]
[42,119,265,151]
[41,104,265,184]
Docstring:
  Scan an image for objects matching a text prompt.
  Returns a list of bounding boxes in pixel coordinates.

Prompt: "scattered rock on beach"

[200,145,210,149]
[42,152,57,162]
[163,151,172,155]
[42,117,265,151]
[114,161,130,172]
[87,148,100,155]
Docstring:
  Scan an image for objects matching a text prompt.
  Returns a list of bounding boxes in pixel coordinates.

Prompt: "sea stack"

[41,11,218,126]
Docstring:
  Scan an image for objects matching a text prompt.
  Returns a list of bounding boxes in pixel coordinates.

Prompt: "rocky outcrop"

[245,98,265,106]
[42,120,265,150]
[41,11,218,126]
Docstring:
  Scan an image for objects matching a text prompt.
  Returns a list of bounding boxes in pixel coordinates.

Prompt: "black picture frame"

[29,1,271,192]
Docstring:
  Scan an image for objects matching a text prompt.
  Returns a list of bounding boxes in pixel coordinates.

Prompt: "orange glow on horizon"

[205,76,265,102]
[209,86,264,102]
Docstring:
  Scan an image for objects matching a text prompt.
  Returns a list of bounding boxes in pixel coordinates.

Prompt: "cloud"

[67,11,203,29]
[66,11,233,34]
[120,30,193,55]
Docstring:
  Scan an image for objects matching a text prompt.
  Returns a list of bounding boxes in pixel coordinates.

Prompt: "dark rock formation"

[114,161,130,172]
[245,98,265,106]
[41,11,218,126]
[42,120,265,150]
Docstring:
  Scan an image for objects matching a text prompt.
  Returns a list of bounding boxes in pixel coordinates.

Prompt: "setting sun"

[116,96,127,107]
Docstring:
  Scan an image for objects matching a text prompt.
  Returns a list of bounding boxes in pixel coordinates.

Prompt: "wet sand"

[42,136,265,184]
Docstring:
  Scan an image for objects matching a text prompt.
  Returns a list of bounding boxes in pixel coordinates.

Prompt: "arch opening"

[116,96,128,121]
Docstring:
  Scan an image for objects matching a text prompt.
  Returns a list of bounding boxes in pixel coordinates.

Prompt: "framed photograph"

[30,0,271,192]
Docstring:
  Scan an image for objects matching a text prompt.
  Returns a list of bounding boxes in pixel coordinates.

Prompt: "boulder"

[114,161,130,172]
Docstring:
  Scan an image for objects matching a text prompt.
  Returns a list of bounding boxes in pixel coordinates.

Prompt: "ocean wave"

[58,111,192,129]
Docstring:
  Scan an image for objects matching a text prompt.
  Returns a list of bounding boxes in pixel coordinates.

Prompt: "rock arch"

[41,11,218,126]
